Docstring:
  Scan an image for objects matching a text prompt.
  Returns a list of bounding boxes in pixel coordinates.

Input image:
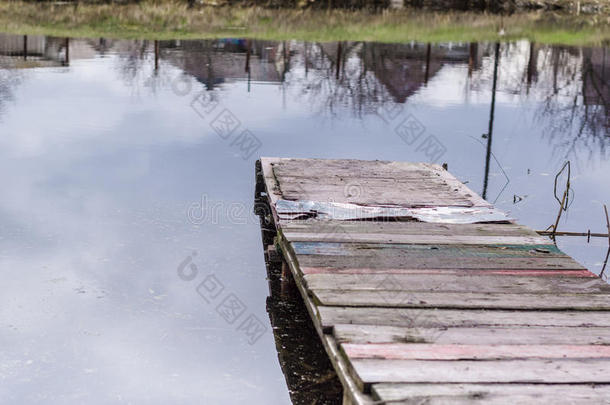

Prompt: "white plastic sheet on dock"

[275,199,512,224]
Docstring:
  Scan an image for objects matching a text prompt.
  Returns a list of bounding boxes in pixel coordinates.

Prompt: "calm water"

[0,34,608,404]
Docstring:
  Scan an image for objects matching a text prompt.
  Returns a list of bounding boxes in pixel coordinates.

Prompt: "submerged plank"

[371,384,610,404]
[312,290,610,310]
[332,323,610,345]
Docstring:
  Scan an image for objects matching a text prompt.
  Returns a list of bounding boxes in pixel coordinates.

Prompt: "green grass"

[0,1,608,46]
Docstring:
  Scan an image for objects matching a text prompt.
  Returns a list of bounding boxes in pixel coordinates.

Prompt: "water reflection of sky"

[0,35,608,403]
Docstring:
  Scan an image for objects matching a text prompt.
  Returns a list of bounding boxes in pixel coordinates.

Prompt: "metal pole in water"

[482,42,500,201]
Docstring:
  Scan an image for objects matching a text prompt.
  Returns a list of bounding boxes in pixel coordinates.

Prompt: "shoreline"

[0,2,608,45]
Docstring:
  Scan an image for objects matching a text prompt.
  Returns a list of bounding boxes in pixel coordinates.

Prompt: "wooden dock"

[255,157,610,404]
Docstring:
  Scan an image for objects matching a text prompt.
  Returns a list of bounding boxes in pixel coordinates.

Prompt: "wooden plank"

[291,242,565,258]
[303,268,597,277]
[432,164,491,207]
[342,343,610,360]
[297,255,586,270]
[279,192,474,208]
[313,289,610,310]
[280,221,542,237]
[259,157,283,225]
[281,220,545,244]
[272,159,489,206]
[278,184,475,207]
[349,358,610,388]
[371,383,610,404]
[333,324,610,345]
[318,307,610,329]
[272,158,489,207]
[285,231,550,245]
[271,159,438,180]
[304,274,610,294]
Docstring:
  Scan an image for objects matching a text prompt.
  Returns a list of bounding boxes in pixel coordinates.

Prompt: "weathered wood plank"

[303,268,597,277]
[349,358,610,388]
[371,383,610,404]
[280,221,542,237]
[333,323,610,345]
[279,185,475,207]
[297,255,586,270]
[285,232,550,245]
[304,273,610,294]
[271,159,445,182]
[259,157,284,225]
[272,158,430,175]
[272,158,489,207]
[291,242,565,258]
[342,343,610,360]
[319,307,610,329]
[313,289,610,310]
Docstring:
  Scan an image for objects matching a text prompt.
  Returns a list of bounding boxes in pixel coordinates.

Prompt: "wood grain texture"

[303,267,597,277]
[281,220,541,236]
[312,289,610,310]
[304,273,610,293]
[319,307,610,329]
[271,158,488,208]
[342,343,610,360]
[297,254,586,270]
[371,384,610,404]
[285,231,550,245]
[349,358,610,387]
[332,324,610,345]
[291,242,564,258]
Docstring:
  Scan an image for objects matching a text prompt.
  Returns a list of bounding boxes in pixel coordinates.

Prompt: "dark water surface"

[0,34,608,404]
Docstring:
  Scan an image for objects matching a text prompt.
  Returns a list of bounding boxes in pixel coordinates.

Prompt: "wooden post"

[342,390,353,405]
[23,35,27,60]
[468,42,477,77]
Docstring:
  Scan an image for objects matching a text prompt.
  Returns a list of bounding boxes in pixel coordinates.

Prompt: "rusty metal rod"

[536,230,609,238]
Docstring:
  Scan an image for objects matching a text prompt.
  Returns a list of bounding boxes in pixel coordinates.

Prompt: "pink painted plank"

[343,343,610,360]
[301,267,598,278]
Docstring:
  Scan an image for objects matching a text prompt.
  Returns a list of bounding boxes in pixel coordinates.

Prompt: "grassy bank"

[0,1,608,45]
